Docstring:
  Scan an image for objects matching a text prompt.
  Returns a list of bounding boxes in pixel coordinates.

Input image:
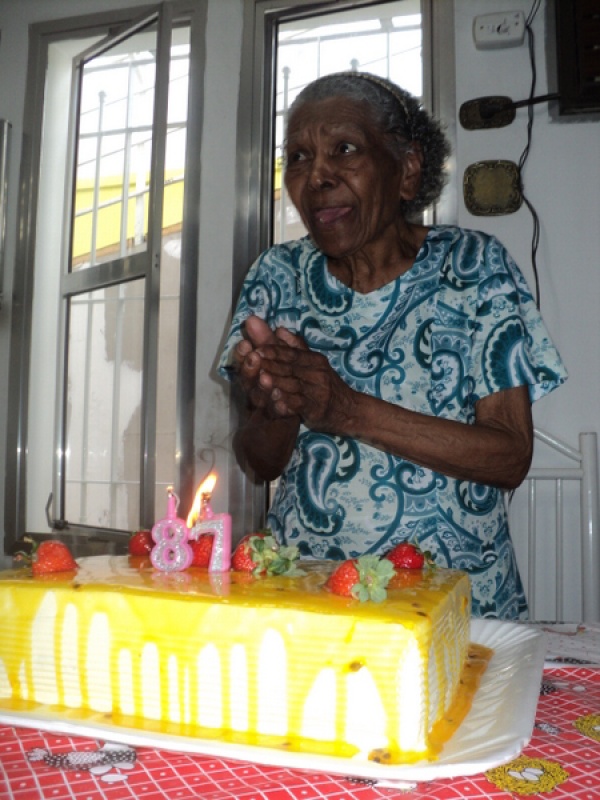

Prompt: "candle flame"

[186,472,217,527]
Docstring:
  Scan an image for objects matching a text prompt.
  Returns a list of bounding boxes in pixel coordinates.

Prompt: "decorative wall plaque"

[463,160,523,216]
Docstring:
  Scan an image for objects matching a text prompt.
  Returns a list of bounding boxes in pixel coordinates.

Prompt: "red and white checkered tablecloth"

[1,666,599,800]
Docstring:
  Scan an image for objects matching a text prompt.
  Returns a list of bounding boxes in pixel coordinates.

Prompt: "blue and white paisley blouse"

[219,226,567,619]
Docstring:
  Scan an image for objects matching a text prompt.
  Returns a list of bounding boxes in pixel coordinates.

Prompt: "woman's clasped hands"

[234,315,353,434]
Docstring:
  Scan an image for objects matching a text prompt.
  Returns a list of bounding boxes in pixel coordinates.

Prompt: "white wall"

[454,0,600,450]
[0,0,598,574]
[454,0,600,620]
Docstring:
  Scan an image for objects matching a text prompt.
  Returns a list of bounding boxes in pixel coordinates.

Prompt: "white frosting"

[141,643,161,720]
[346,666,388,753]
[0,659,10,699]
[398,640,425,752]
[301,667,336,741]
[87,613,111,712]
[61,604,81,708]
[18,661,28,700]
[229,643,248,731]
[198,643,222,728]
[167,654,181,724]
[32,592,58,704]
[118,648,134,715]
[428,640,438,729]
[258,628,287,736]
[183,667,191,725]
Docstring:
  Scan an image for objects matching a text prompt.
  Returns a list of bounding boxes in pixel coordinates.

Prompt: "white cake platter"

[0,619,546,784]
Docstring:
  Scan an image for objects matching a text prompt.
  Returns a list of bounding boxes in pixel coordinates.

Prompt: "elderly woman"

[219,71,566,619]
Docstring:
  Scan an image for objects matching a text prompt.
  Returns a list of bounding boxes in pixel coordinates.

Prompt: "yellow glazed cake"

[0,556,473,763]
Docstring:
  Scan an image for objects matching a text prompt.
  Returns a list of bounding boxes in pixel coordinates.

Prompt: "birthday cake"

[0,555,475,764]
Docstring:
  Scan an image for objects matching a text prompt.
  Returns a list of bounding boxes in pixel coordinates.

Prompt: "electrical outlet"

[473,11,525,50]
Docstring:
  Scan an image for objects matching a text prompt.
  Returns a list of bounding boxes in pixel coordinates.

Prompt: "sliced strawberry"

[385,541,426,570]
[31,541,78,576]
[128,529,153,556]
[189,533,214,567]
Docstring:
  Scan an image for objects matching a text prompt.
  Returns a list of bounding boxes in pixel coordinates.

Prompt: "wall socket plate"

[473,11,526,50]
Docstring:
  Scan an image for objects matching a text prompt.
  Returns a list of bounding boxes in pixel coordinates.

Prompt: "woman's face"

[284,96,418,260]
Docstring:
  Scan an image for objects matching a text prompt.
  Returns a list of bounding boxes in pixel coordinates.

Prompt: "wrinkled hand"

[230,316,275,410]
[232,317,302,414]
[255,330,355,433]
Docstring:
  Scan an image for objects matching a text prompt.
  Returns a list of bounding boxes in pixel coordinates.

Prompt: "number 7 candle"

[187,473,232,573]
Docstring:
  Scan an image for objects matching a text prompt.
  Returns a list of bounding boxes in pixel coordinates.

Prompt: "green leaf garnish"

[249,533,305,577]
[352,555,395,602]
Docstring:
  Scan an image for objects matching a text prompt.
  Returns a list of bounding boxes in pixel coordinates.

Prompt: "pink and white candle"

[150,487,193,572]
[187,473,232,573]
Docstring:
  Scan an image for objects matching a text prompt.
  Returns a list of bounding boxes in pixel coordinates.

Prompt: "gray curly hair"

[286,71,450,219]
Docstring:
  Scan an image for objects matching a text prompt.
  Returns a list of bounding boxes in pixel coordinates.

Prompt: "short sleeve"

[217,243,302,380]
[468,233,567,404]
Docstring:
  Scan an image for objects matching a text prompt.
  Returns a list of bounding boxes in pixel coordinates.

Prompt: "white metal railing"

[509,429,600,622]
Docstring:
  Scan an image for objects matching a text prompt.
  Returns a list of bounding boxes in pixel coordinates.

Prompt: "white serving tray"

[0,619,546,783]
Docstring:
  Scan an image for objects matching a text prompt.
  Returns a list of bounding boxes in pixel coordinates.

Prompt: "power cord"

[518,0,543,308]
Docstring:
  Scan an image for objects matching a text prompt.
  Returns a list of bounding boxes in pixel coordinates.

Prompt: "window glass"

[65,281,144,529]
[64,22,191,529]
[72,30,157,270]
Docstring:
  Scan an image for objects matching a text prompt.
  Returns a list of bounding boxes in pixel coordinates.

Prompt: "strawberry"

[326,559,360,597]
[128,529,153,556]
[232,532,267,572]
[31,540,78,576]
[385,541,426,570]
[326,555,395,602]
[231,530,303,577]
[189,533,214,567]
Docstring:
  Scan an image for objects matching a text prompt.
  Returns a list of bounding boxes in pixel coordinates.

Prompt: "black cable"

[521,194,541,309]
[518,0,543,308]
[526,0,542,27]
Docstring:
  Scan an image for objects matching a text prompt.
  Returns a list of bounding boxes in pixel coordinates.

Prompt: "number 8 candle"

[151,486,193,572]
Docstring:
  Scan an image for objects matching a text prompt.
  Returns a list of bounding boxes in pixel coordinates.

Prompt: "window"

[5,2,205,551]
[63,17,179,533]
